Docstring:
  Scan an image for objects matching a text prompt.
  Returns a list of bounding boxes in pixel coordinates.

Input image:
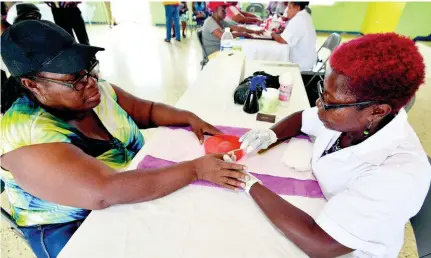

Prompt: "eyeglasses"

[317,80,378,110]
[30,60,100,91]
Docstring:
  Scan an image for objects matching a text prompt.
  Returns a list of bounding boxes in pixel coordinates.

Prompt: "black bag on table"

[233,71,280,105]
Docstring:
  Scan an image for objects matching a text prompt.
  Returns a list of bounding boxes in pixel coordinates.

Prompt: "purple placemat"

[138,155,323,198]
[167,125,311,142]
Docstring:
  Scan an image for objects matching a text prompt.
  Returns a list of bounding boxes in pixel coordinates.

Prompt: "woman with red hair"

[239,33,430,257]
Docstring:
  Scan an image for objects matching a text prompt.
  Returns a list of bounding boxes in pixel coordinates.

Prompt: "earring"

[363,120,373,137]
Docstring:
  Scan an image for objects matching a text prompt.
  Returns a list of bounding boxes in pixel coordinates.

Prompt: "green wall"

[86,2,109,24]
[150,1,166,25]
[396,2,431,38]
[311,2,369,33]
[150,1,195,25]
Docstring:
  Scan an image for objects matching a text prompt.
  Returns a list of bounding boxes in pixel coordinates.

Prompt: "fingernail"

[245,175,250,181]
[240,183,246,188]
[243,166,248,170]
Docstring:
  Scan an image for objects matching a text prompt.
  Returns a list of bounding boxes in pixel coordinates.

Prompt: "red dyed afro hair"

[329,33,425,113]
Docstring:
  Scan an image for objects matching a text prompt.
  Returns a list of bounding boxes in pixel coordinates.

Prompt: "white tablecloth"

[59,53,324,258]
[238,39,290,62]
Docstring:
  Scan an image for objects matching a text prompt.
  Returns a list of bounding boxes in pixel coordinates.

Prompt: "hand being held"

[188,114,222,144]
[193,154,249,191]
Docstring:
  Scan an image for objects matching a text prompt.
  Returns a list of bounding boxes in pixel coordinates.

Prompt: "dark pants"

[165,5,180,41]
[413,34,431,43]
[19,219,85,258]
[51,7,90,45]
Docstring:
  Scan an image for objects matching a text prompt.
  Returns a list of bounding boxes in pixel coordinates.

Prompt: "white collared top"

[301,107,431,258]
[280,10,317,71]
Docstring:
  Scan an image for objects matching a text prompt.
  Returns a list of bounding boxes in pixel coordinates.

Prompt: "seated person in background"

[239,33,431,258]
[192,1,208,26]
[272,2,316,71]
[226,1,262,24]
[276,2,289,16]
[266,1,278,16]
[0,20,247,257]
[202,2,263,56]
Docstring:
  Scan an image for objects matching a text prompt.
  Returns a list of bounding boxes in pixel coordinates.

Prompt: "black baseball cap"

[1,20,104,77]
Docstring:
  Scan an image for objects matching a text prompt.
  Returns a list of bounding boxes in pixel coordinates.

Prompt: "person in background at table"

[225,1,262,24]
[239,33,431,258]
[163,1,181,42]
[202,2,264,56]
[46,2,90,45]
[172,1,188,39]
[271,2,316,71]
[266,1,278,16]
[276,2,288,17]
[280,2,311,25]
[192,1,208,26]
[1,20,248,258]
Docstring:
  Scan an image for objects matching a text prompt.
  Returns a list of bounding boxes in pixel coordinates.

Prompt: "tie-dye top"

[0,80,144,226]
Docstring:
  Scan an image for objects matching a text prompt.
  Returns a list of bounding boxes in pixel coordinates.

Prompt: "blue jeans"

[19,219,84,258]
[165,5,180,41]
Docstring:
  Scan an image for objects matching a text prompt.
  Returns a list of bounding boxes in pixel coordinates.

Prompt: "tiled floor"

[1,21,430,258]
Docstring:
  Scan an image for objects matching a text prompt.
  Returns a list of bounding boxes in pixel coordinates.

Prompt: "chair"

[245,3,266,19]
[304,33,341,88]
[0,179,26,240]
[196,28,209,70]
[410,156,431,258]
[404,96,416,113]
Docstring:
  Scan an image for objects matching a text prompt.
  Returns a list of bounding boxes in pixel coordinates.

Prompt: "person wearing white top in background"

[271,2,317,71]
[238,33,431,258]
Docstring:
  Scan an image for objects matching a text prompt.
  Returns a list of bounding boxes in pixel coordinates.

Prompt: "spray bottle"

[243,75,267,114]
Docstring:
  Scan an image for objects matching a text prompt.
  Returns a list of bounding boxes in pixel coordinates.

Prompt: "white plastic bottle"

[220,28,234,52]
[278,72,293,106]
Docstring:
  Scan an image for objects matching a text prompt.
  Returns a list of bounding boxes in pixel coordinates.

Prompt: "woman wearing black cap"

[0,20,248,257]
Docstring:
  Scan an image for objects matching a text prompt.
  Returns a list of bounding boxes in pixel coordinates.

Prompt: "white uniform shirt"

[301,107,431,258]
[281,10,317,71]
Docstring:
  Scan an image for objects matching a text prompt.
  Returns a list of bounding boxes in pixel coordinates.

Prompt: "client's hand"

[188,114,222,144]
[222,154,261,194]
[192,154,249,191]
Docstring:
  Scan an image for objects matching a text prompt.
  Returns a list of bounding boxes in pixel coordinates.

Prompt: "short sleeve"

[30,112,71,146]
[220,20,233,28]
[226,6,241,18]
[301,107,325,137]
[0,114,31,156]
[281,17,303,47]
[316,161,431,256]
[203,18,222,34]
[98,79,118,102]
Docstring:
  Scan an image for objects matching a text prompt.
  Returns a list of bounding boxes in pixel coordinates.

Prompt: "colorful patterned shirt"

[0,80,144,226]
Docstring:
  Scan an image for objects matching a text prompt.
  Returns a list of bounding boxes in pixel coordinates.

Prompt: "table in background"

[238,39,290,62]
[59,52,323,258]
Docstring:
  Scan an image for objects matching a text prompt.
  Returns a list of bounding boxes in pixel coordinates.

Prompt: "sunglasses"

[30,60,100,91]
[317,80,378,110]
